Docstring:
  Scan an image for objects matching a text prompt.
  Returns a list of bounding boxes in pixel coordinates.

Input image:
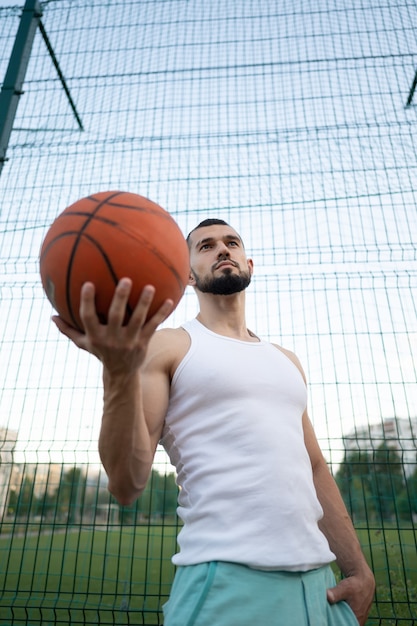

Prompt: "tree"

[14,474,38,519]
[52,466,87,523]
[369,442,405,522]
[119,470,178,524]
[335,449,375,522]
[396,457,417,522]
[36,486,57,521]
[406,464,417,515]
[336,441,410,523]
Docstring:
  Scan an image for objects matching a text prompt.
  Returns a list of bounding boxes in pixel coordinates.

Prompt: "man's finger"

[79,281,100,332]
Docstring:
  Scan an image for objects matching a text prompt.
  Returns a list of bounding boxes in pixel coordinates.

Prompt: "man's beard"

[192,268,251,295]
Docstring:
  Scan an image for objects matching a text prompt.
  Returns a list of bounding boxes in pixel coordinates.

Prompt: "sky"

[0,0,416,474]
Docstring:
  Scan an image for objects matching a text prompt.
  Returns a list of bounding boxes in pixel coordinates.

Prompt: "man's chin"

[196,273,251,295]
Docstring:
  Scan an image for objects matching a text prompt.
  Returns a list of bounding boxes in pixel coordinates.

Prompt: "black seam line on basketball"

[81,226,186,293]
[100,201,175,223]
[85,191,125,217]
[64,201,174,223]
[71,210,186,291]
[69,232,134,321]
[75,191,126,228]
[89,225,186,292]
[62,208,161,227]
[39,233,81,328]
[40,228,184,324]
[65,192,125,325]
[56,225,186,293]
[91,197,186,289]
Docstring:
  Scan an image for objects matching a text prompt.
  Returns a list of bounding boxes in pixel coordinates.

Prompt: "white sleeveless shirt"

[160,318,335,571]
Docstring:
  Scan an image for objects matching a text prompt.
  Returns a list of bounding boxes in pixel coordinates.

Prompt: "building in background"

[342,417,417,476]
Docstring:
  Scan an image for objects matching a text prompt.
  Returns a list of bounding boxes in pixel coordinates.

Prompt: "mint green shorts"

[163,562,359,626]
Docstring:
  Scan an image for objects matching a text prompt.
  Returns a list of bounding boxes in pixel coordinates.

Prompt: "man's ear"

[247,258,254,275]
[188,270,196,286]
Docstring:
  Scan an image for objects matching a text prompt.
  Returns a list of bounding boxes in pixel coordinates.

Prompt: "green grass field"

[0,523,177,625]
[355,526,417,625]
[0,523,416,625]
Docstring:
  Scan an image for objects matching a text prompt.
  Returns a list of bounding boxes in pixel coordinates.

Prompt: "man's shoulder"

[154,325,190,344]
[271,342,306,382]
[271,342,296,360]
[145,326,191,374]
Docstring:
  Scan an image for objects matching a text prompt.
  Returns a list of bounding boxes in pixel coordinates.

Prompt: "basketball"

[39,190,190,331]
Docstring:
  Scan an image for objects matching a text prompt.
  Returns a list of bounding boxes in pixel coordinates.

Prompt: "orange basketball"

[39,190,190,331]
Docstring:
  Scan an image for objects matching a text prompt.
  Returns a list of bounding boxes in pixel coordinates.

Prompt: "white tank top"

[160,318,335,571]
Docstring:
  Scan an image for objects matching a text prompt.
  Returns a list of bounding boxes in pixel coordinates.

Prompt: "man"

[54,218,375,625]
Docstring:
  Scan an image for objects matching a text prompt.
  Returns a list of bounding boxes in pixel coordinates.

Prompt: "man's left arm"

[303,412,375,626]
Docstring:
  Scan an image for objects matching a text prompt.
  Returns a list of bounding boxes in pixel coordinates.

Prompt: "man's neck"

[197,294,259,341]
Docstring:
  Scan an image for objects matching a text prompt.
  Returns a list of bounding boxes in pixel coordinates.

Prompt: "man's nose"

[217,242,230,257]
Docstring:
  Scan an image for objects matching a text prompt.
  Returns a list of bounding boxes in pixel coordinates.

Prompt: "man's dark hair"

[186,219,231,247]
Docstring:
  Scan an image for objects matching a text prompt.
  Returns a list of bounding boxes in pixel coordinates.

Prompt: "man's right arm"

[98,362,168,505]
[53,279,174,505]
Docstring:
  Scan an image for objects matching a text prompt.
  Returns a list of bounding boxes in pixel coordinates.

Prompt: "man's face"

[188,225,253,295]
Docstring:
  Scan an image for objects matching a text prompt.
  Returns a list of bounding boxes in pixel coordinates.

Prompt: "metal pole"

[38,20,84,131]
[0,0,43,175]
[406,68,417,107]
